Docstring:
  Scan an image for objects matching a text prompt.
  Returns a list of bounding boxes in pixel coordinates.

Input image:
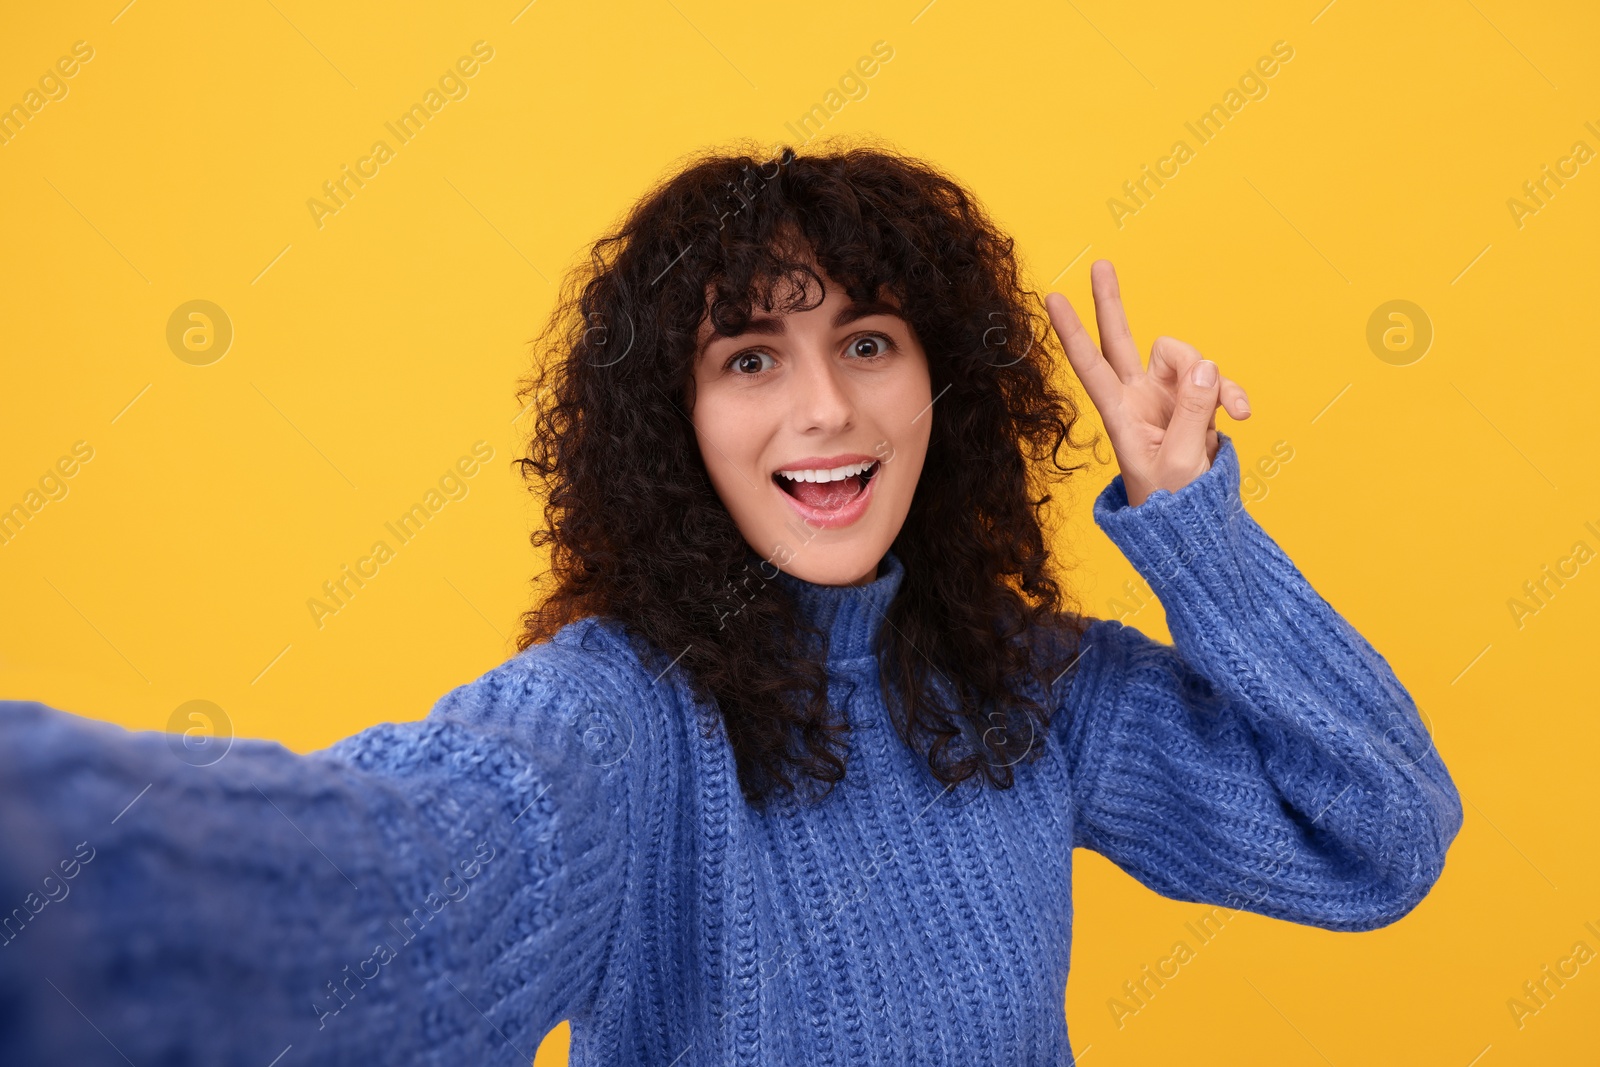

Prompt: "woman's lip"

[774,464,878,530]
[772,453,877,473]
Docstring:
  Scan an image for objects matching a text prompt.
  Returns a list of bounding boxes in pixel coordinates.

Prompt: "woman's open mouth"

[772,460,880,529]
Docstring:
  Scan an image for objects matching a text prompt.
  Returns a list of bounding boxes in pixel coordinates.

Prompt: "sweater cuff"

[1092,433,1256,641]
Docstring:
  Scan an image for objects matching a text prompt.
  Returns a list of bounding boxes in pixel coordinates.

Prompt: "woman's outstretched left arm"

[0,636,636,1066]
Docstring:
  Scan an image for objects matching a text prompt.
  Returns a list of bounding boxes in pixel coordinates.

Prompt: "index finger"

[1089,260,1143,383]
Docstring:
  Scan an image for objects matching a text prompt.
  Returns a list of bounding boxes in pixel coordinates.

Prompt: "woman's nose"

[790,346,855,432]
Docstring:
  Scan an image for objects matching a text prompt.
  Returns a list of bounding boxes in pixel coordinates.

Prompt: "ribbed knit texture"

[0,431,1463,1065]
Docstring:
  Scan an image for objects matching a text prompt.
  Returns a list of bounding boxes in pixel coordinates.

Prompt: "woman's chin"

[769,537,888,588]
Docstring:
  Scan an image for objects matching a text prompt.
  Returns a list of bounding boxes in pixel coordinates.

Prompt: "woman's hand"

[1045,260,1251,507]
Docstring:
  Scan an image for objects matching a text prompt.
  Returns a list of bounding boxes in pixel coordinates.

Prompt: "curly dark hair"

[513,134,1103,808]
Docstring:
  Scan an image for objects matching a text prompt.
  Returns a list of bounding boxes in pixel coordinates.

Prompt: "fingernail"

[1238,396,1251,415]
[1192,360,1217,387]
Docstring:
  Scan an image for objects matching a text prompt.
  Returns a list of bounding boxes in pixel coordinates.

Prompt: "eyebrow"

[697,299,906,355]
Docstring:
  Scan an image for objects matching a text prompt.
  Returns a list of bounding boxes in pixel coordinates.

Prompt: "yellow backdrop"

[2,1,1595,1063]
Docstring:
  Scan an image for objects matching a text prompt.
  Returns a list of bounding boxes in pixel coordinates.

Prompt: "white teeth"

[775,460,875,483]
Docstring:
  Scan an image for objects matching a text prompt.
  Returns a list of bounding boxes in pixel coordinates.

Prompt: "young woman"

[0,142,1461,1066]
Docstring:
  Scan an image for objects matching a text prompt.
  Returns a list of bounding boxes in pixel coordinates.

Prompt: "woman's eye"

[725,333,895,375]
[730,350,775,375]
[850,334,895,359]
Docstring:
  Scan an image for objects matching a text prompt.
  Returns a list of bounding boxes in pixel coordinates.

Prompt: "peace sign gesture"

[1045,260,1252,508]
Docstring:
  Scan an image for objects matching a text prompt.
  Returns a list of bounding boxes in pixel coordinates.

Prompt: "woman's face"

[688,266,932,587]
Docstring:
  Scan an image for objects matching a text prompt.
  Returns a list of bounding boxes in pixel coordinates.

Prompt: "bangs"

[645,149,917,362]
[698,230,911,353]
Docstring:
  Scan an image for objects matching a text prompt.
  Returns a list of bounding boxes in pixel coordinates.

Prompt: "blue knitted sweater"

[0,433,1462,1066]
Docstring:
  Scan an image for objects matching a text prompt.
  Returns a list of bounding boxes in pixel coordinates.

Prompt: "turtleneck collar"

[765,549,905,662]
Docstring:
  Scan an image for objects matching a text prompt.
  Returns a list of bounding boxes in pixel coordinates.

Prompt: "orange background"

[2,0,1596,1062]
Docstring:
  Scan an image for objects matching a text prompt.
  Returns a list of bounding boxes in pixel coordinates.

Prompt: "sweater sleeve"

[1057,432,1463,932]
[0,637,633,1067]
